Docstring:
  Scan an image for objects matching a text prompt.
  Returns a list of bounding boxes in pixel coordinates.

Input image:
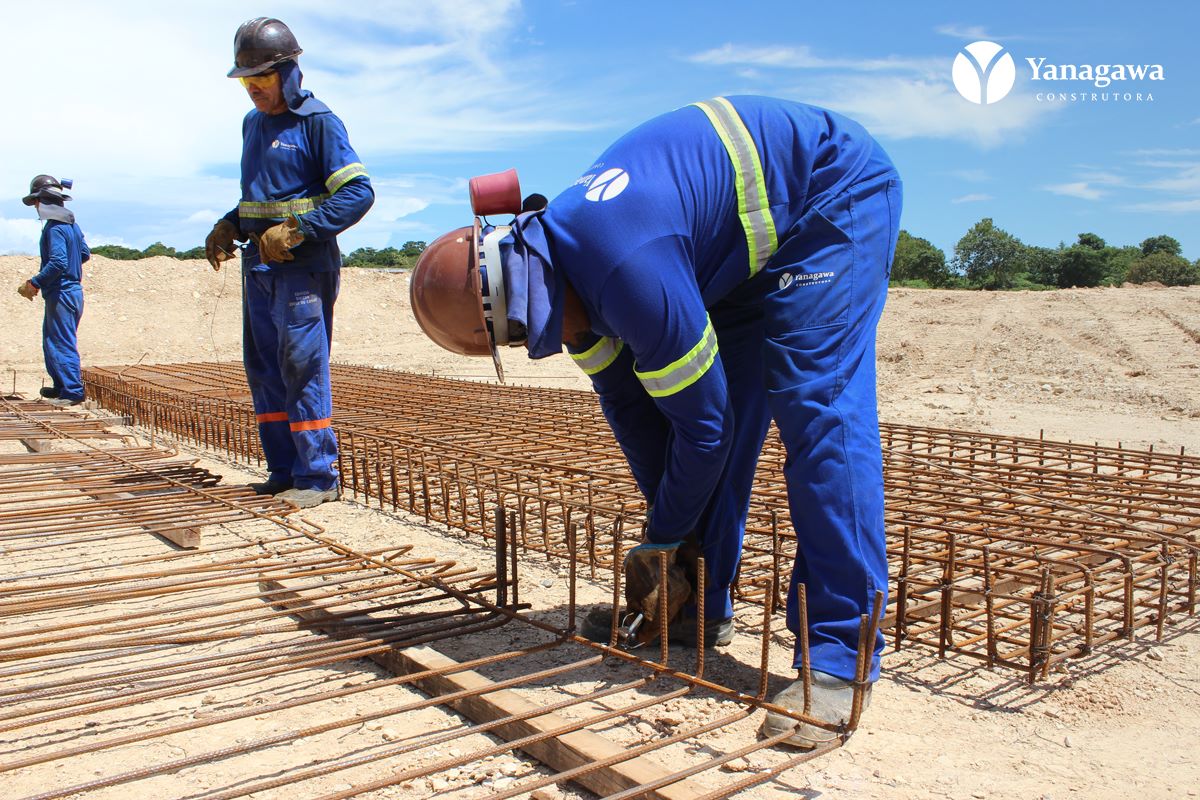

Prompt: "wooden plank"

[261,579,705,800]
[19,438,53,453]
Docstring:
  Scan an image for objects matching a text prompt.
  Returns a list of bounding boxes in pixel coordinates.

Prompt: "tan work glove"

[623,541,694,647]
[17,280,38,301]
[205,219,242,272]
[251,216,304,265]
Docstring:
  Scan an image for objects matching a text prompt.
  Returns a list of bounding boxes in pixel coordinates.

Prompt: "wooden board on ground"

[262,579,708,800]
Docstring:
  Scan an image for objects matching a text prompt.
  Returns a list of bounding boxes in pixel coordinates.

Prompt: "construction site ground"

[2,254,1198,799]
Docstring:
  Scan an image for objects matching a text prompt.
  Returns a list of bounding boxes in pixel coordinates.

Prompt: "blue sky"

[2,0,1197,260]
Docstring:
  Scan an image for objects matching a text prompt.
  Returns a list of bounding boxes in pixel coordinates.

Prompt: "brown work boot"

[247,480,292,496]
[759,671,871,748]
[578,606,733,648]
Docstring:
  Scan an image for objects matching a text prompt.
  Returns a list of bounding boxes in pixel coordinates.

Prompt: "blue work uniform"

[221,60,374,492]
[30,205,89,402]
[509,96,901,680]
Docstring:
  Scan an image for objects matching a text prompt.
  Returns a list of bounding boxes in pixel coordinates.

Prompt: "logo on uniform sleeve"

[584,168,630,202]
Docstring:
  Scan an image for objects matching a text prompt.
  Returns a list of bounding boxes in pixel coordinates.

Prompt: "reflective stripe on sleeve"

[238,195,327,219]
[256,411,289,423]
[570,337,624,375]
[325,162,369,194]
[634,319,718,398]
[290,418,332,432]
[691,97,778,278]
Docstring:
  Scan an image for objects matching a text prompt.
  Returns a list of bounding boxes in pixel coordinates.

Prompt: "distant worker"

[205,17,374,508]
[411,96,900,747]
[18,175,90,407]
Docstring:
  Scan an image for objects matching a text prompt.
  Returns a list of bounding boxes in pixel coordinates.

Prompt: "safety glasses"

[238,72,279,89]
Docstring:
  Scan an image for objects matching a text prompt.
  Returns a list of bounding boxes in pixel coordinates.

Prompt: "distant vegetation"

[893,220,1200,289]
[87,220,1199,290]
[90,240,427,270]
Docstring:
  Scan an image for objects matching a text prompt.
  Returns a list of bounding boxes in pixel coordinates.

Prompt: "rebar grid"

[2,395,867,800]
[82,363,1200,681]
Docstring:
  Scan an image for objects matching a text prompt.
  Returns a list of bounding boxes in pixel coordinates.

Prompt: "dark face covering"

[276,59,329,117]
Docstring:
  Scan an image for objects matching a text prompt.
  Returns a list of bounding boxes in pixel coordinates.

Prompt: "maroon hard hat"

[228,18,303,78]
[409,221,511,382]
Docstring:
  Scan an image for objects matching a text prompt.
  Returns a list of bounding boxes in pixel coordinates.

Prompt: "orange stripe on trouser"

[290,418,331,432]
[256,412,289,423]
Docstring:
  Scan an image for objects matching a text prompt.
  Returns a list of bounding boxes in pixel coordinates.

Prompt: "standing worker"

[18,175,90,408]
[205,17,374,509]
[410,96,900,747]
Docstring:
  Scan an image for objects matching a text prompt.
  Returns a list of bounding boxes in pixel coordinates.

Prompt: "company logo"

[584,168,630,202]
[952,40,1164,105]
[778,271,835,291]
[952,41,1017,104]
[271,139,300,151]
[271,139,280,148]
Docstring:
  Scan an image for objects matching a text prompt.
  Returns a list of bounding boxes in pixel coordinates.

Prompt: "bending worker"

[205,17,374,509]
[411,96,900,747]
[18,175,90,407]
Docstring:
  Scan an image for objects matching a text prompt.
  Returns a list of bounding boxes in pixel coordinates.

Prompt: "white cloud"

[688,44,938,75]
[952,193,992,204]
[0,217,42,255]
[1043,182,1107,200]
[1123,199,1200,213]
[935,24,993,40]
[686,43,1057,148]
[950,169,990,182]
[809,75,1054,147]
[0,1,599,253]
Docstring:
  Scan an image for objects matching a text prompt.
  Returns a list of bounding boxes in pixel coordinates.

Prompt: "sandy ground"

[2,254,1199,800]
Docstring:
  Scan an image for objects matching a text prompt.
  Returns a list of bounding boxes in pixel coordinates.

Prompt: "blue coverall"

[508,96,901,680]
[30,205,89,402]
[221,60,374,492]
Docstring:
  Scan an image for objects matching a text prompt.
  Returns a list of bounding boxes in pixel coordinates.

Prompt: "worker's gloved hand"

[623,541,693,647]
[252,216,304,265]
[205,219,242,272]
[17,280,38,301]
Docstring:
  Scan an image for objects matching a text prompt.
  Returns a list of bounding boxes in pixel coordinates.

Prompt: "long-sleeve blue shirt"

[31,218,89,299]
[223,104,374,272]
[548,97,894,543]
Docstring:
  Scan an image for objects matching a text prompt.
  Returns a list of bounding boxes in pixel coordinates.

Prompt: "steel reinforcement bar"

[83,363,1200,680]
[2,394,870,799]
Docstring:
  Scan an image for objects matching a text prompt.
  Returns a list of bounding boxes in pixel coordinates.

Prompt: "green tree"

[1057,244,1107,287]
[400,240,426,256]
[1025,245,1062,287]
[1127,252,1200,286]
[952,218,1027,290]
[175,246,206,260]
[891,230,951,287]
[1102,245,1141,286]
[1076,232,1106,251]
[90,244,143,260]
[141,242,177,258]
[1140,235,1182,257]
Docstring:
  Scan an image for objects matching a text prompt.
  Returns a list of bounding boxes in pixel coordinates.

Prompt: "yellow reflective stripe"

[238,195,328,219]
[570,337,624,375]
[635,319,718,398]
[325,162,369,194]
[691,97,778,278]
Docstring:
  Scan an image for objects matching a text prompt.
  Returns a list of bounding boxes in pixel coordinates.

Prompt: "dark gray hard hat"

[22,174,71,206]
[228,17,302,78]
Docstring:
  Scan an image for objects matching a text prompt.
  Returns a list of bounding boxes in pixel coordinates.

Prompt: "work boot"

[276,486,340,509]
[43,396,83,408]
[246,480,292,496]
[759,671,872,748]
[578,607,733,648]
[38,386,60,399]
